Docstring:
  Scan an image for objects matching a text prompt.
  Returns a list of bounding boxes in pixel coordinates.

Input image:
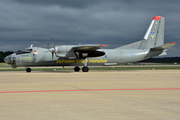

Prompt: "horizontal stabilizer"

[151,42,177,51]
[144,42,177,59]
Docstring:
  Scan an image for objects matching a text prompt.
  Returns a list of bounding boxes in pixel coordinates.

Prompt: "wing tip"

[169,42,177,44]
[100,44,108,47]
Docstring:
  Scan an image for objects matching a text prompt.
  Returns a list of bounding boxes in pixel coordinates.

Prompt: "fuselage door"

[118,52,124,62]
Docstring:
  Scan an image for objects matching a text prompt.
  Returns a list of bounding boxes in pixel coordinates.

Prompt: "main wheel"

[82,66,89,72]
[26,68,31,73]
[74,66,80,72]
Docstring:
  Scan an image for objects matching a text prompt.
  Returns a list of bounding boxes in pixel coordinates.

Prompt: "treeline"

[0,51,14,62]
[140,57,180,63]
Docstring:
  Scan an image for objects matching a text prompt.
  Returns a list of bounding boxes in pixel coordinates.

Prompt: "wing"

[72,44,107,51]
[67,44,107,58]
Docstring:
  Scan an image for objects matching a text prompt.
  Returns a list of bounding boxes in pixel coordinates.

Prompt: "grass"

[0,63,11,67]
[0,68,72,71]
[1,66,180,71]
[90,66,180,70]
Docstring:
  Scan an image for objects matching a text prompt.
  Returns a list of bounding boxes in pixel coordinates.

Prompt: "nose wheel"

[26,68,31,73]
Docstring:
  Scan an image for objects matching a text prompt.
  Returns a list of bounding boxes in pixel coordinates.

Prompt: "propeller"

[47,42,49,49]
[52,36,54,59]
[48,36,55,59]
[52,36,54,48]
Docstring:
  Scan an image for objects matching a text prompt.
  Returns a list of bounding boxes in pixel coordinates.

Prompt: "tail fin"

[116,16,165,49]
[140,16,165,49]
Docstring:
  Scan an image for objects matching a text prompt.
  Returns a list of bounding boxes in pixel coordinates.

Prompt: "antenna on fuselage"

[30,44,33,47]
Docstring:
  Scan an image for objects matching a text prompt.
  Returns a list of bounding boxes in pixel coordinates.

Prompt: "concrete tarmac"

[0,70,180,120]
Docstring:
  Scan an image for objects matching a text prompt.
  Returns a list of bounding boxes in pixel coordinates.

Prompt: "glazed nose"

[4,56,7,63]
[4,55,11,64]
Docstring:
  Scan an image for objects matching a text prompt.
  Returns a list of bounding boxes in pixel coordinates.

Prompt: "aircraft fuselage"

[5,47,149,68]
[4,16,176,72]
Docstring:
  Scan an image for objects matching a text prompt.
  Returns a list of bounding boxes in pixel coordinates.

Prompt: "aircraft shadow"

[38,70,74,73]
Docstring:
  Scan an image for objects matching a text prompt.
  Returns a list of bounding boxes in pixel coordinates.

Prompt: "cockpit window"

[16,48,33,55]
[23,49,32,52]
[26,49,32,52]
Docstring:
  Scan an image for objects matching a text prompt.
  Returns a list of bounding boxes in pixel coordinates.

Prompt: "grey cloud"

[13,0,103,8]
[0,0,180,57]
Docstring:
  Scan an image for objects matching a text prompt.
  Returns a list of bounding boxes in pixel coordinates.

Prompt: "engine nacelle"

[53,45,74,53]
[88,51,105,57]
[54,46,66,53]
[49,45,105,58]
[75,51,105,58]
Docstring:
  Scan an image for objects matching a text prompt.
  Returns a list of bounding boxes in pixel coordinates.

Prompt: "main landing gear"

[74,58,89,72]
[26,68,31,73]
[74,66,89,72]
[82,66,89,72]
[74,66,80,72]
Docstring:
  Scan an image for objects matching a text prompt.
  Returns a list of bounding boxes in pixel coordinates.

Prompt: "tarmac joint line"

[0,88,180,94]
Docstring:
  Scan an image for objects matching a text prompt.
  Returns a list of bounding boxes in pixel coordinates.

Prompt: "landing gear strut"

[26,68,31,73]
[82,58,89,72]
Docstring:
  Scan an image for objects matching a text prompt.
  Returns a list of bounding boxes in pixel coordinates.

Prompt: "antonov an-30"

[4,16,177,72]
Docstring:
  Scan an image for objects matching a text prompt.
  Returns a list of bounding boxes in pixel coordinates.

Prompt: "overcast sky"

[0,0,180,57]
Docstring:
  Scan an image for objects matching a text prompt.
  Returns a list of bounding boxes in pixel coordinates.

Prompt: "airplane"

[4,16,177,72]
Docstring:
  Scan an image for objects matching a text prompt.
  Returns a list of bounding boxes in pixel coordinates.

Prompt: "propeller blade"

[52,52,54,59]
[47,42,49,49]
[48,48,55,52]
[52,36,54,48]
[50,36,55,60]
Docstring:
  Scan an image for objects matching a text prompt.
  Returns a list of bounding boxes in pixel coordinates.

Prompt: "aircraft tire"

[74,66,80,72]
[82,66,89,72]
[26,68,31,73]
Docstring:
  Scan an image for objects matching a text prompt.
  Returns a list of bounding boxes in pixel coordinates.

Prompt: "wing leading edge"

[72,44,107,51]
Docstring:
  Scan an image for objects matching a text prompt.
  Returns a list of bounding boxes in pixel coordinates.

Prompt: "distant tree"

[16,50,22,52]
[0,55,3,62]
[0,51,14,63]
[140,57,180,63]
